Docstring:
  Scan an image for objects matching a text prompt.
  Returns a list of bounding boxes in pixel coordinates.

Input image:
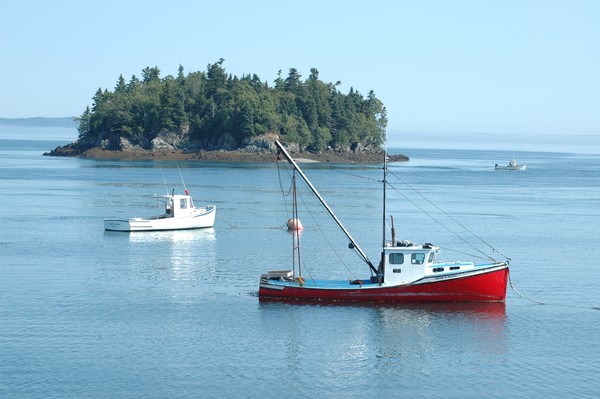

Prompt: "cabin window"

[392,268,402,273]
[428,252,435,263]
[180,199,187,209]
[433,267,444,273]
[411,253,425,264]
[389,253,404,265]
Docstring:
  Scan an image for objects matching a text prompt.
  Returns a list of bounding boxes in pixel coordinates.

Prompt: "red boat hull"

[259,266,509,303]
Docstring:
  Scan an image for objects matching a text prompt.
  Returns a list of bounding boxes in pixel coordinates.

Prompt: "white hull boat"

[104,193,216,232]
[495,157,526,171]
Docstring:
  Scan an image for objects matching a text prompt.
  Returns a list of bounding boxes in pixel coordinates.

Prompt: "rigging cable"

[387,169,511,262]
[436,246,494,262]
[293,171,360,282]
[280,162,360,282]
[386,180,495,261]
[328,165,506,262]
[325,164,600,310]
[276,158,294,220]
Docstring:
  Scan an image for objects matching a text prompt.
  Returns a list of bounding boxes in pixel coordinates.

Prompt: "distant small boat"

[104,191,216,232]
[495,157,526,171]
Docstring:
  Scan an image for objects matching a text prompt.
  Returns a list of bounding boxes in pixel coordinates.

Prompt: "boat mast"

[292,172,302,278]
[380,149,388,275]
[274,140,378,275]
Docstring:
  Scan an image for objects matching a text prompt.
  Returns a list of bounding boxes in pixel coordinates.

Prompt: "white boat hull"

[495,157,526,170]
[104,205,216,232]
[495,165,526,171]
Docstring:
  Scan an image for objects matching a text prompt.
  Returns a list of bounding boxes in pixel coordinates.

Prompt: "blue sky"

[1,0,599,139]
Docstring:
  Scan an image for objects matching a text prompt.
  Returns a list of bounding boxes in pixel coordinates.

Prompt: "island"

[45,60,408,164]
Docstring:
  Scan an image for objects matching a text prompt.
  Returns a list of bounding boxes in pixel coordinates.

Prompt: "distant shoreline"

[0,117,77,128]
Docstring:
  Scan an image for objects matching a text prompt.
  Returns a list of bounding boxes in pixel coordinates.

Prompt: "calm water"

[1,129,599,398]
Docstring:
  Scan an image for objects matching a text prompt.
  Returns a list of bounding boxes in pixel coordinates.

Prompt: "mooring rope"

[509,274,600,310]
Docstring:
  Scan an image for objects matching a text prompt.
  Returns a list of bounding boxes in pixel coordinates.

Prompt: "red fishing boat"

[258,140,509,303]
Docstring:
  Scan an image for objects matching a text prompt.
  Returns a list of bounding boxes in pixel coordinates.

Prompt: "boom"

[274,140,378,275]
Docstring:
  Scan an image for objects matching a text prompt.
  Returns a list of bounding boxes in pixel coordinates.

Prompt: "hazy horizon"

[1,1,598,138]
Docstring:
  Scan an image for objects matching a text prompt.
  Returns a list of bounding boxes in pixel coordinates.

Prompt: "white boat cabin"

[160,194,197,218]
[382,240,472,284]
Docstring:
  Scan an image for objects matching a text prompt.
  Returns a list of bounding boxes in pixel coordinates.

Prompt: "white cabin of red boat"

[382,240,441,284]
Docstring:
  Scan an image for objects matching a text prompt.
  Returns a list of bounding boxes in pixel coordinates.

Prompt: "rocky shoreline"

[45,144,408,164]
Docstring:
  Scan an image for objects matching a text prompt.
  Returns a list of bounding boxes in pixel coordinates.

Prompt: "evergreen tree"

[115,75,126,93]
[77,106,91,140]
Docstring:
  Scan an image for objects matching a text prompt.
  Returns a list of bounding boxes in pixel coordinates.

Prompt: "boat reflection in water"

[258,298,508,382]
[124,228,216,244]
[105,228,217,289]
[259,298,507,346]
[258,296,506,321]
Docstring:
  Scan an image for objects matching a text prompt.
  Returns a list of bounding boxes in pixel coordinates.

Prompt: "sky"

[1,0,599,142]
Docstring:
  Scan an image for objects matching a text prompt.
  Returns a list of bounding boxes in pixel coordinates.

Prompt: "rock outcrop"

[44,132,408,164]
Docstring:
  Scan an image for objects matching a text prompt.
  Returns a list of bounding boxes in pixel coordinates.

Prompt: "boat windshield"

[411,253,426,264]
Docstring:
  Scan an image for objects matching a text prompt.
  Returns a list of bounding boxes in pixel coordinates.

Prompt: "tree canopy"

[77,60,388,151]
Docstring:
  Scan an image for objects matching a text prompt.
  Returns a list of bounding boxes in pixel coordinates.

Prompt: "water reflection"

[103,228,217,292]
[373,302,507,355]
[258,299,508,385]
[123,228,216,243]
[258,297,506,318]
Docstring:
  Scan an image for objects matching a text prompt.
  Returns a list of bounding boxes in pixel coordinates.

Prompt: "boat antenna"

[160,165,169,195]
[274,140,378,275]
[177,165,189,195]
